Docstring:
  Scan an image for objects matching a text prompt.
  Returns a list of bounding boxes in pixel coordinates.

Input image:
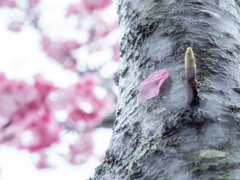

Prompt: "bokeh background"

[0,0,119,179]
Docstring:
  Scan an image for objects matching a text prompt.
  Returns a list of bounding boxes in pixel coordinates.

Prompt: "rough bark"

[93,0,240,179]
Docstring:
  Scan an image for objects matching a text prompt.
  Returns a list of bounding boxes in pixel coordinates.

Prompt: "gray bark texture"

[93,0,240,179]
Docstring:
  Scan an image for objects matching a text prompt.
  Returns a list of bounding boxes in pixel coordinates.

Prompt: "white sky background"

[0,0,119,179]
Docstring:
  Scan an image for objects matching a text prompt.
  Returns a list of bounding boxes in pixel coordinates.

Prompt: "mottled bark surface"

[93,0,240,179]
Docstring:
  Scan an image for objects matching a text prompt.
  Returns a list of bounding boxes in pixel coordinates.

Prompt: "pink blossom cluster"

[29,0,40,7]
[90,18,118,41]
[8,21,23,32]
[0,73,113,167]
[4,0,119,70]
[0,0,40,8]
[41,36,81,70]
[0,0,118,167]
[40,0,119,70]
[5,0,41,32]
[0,0,17,8]
[69,132,94,165]
[65,0,119,64]
[66,0,112,16]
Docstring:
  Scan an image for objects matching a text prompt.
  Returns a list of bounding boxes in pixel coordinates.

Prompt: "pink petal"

[138,69,169,100]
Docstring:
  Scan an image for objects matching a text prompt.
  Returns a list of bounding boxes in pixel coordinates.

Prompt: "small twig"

[166,137,179,147]
[0,121,12,132]
[185,79,199,104]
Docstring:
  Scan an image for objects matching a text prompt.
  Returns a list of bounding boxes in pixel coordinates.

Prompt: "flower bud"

[185,47,196,82]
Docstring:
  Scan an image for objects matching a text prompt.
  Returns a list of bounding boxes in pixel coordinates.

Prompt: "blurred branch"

[100,110,115,128]
[0,121,12,132]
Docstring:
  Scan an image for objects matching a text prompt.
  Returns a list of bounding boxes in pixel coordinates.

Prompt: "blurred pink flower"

[41,36,81,70]
[0,0,17,8]
[66,73,113,126]
[34,74,56,97]
[0,73,113,167]
[0,0,118,168]
[63,40,81,51]
[99,20,118,37]
[36,150,49,169]
[82,0,112,12]
[8,21,23,32]
[66,0,112,17]
[69,132,93,165]
[66,3,82,17]
[29,0,40,7]
[0,73,10,92]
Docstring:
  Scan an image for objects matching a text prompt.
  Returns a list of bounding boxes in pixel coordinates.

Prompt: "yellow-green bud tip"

[186,47,193,54]
[185,47,196,69]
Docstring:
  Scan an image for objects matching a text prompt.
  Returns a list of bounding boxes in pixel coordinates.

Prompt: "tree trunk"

[93,0,240,179]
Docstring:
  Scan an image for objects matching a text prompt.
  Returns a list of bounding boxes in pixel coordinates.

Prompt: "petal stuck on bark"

[138,69,169,100]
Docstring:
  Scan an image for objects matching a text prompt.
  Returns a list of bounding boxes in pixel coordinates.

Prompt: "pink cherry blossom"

[138,69,169,100]
[0,73,113,167]
[11,81,38,106]
[98,20,118,37]
[0,0,17,8]
[68,108,100,126]
[41,36,81,70]
[29,0,40,7]
[34,74,56,97]
[69,132,93,164]
[63,40,81,51]
[0,0,117,168]
[0,93,17,117]
[66,3,82,17]
[82,0,112,12]
[45,89,70,111]
[8,21,23,32]
[66,0,112,17]
[0,73,10,93]
[87,20,118,44]
[65,73,113,127]
[22,115,62,152]
[36,150,49,169]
